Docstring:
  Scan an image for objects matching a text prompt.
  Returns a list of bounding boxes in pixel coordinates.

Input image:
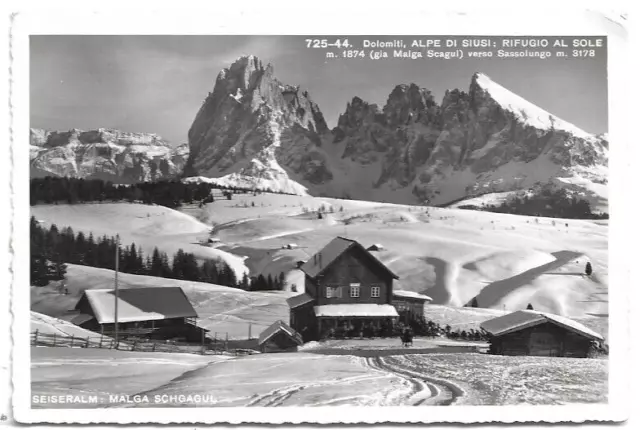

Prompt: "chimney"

[319,253,323,268]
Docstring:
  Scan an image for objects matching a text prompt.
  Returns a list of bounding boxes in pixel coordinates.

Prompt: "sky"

[31,35,608,145]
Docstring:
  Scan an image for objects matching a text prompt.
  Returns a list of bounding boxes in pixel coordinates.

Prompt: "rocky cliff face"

[185,55,332,194]
[34,56,607,207]
[185,58,608,206]
[185,60,608,206]
[30,128,189,183]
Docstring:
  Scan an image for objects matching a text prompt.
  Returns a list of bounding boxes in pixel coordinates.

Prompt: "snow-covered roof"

[367,244,384,250]
[286,293,315,309]
[480,310,603,341]
[80,287,198,324]
[314,304,399,318]
[301,237,399,280]
[258,320,303,346]
[393,290,433,302]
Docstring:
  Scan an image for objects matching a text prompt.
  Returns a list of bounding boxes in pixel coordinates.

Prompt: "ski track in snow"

[362,356,462,406]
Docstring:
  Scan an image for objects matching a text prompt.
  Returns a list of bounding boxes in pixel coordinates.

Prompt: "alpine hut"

[287,236,400,341]
[69,287,207,342]
[392,290,432,323]
[480,310,604,357]
[257,320,304,353]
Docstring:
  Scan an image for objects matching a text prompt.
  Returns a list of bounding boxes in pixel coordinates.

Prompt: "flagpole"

[115,234,119,345]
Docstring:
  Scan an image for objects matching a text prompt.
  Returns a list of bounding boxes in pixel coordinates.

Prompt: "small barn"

[258,320,304,353]
[480,310,604,358]
[69,287,207,342]
[392,290,433,323]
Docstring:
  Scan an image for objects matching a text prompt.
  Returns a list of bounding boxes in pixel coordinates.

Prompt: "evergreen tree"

[85,233,96,266]
[470,297,479,308]
[172,249,186,279]
[150,247,164,276]
[526,303,534,310]
[278,272,286,290]
[182,253,200,281]
[240,273,250,290]
[585,262,593,276]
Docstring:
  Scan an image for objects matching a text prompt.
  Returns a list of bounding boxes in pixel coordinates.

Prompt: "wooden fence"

[30,330,256,356]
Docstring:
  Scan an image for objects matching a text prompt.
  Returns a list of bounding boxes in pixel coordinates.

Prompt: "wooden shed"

[70,287,207,342]
[480,310,604,358]
[392,290,433,323]
[258,320,304,353]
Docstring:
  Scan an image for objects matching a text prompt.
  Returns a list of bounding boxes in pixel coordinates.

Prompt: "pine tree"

[240,272,250,290]
[585,262,593,276]
[172,249,186,279]
[182,253,200,281]
[470,297,479,308]
[526,303,534,310]
[278,272,286,290]
[150,247,163,276]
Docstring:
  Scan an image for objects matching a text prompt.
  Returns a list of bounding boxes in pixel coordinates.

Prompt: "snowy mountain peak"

[183,61,608,210]
[30,127,188,182]
[471,72,595,141]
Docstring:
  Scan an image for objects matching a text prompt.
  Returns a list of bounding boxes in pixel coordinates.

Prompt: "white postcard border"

[9,4,631,424]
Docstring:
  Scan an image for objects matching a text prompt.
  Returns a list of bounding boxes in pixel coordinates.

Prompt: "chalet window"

[350,283,360,298]
[326,286,342,298]
[371,285,381,298]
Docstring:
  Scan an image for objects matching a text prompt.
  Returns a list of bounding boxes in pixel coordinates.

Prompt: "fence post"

[86,337,90,348]
[248,323,252,340]
[33,330,39,346]
[132,340,137,352]
[99,335,103,349]
[152,342,156,352]
[70,335,75,348]
[52,333,57,347]
[225,332,228,352]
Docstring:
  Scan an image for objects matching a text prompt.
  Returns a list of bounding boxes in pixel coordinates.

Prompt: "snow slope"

[31,347,228,408]
[182,193,608,323]
[31,264,294,340]
[31,203,248,279]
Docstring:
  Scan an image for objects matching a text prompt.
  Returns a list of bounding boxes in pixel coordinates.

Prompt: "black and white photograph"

[6,5,633,425]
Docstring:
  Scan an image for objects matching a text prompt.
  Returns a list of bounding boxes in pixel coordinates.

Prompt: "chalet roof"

[79,287,198,324]
[314,304,399,318]
[393,290,433,302]
[480,310,604,341]
[300,236,399,280]
[258,320,303,346]
[286,293,315,309]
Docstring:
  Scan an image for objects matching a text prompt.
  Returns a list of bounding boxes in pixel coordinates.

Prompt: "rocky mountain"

[185,56,608,209]
[30,128,189,183]
[185,55,333,195]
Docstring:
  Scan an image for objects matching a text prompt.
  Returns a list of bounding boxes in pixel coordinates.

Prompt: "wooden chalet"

[392,290,433,323]
[287,237,400,341]
[480,310,604,358]
[69,287,208,342]
[257,320,304,353]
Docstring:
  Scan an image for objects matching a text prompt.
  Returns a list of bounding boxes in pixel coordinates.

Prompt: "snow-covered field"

[29,194,609,408]
[31,347,607,408]
[31,194,608,326]
[31,347,229,408]
[30,203,249,279]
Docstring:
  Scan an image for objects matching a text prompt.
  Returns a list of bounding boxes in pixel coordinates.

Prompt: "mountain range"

[31,55,609,208]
